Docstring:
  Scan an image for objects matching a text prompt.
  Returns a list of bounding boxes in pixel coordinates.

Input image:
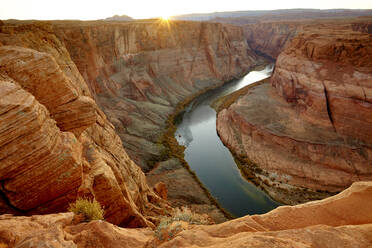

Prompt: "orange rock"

[0,182,371,248]
[154,182,168,200]
[53,20,260,171]
[217,22,372,204]
[244,22,302,59]
[0,22,168,227]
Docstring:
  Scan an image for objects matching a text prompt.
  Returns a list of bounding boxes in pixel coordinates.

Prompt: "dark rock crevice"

[322,83,336,132]
[0,181,25,215]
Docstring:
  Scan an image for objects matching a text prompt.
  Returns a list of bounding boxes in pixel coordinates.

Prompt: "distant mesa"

[171,9,372,22]
[105,14,133,21]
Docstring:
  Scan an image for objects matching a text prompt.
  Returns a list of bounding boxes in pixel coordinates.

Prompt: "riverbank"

[216,80,338,205]
[147,62,270,222]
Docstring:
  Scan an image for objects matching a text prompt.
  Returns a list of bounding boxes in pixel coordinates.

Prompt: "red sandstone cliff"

[0,19,258,225]
[217,22,372,204]
[52,20,259,171]
[0,22,168,227]
[242,18,372,60]
[243,22,301,59]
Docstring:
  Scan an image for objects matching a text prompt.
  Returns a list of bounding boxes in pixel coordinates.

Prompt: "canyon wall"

[0,20,258,225]
[1,181,371,247]
[52,20,259,171]
[242,18,372,60]
[243,22,301,59]
[0,22,168,227]
[217,22,372,204]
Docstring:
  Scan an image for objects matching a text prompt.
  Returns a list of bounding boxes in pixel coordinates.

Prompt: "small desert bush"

[155,207,211,241]
[68,198,104,222]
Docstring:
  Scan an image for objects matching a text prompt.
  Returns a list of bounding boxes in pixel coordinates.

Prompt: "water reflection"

[175,65,280,217]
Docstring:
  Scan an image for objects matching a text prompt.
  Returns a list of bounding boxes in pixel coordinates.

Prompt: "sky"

[0,0,371,20]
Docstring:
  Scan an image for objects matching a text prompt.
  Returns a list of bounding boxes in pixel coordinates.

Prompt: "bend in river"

[175,65,281,217]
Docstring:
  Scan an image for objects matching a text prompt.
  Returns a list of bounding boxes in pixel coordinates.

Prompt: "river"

[175,65,281,217]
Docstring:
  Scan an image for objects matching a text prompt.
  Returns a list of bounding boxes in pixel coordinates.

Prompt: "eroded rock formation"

[0,22,167,227]
[242,18,372,61]
[243,22,301,59]
[1,181,371,247]
[52,20,259,171]
[217,22,372,204]
[0,19,258,225]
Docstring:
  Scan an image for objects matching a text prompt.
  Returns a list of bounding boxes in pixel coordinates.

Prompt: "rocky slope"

[0,22,168,227]
[217,22,372,204]
[52,20,259,171]
[0,19,259,224]
[51,20,260,220]
[54,21,257,171]
[0,181,371,247]
[242,18,372,61]
[243,22,301,59]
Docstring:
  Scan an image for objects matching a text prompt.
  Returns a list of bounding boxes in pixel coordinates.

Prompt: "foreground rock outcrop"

[0,22,167,227]
[217,22,372,204]
[1,181,371,247]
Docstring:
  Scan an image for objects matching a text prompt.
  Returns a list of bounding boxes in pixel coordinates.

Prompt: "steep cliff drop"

[0,19,262,225]
[0,22,168,227]
[51,20,262,221]
[52,20,259,172]
[217,21,372,204]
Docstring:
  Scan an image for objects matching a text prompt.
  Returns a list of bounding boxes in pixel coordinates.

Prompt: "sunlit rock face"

[53,20,259,171]
[271,25,372,143]
[217,22,372,204]
[0,22,168,227]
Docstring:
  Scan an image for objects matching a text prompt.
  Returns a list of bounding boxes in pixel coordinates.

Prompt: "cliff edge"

[0,181,371,247]
[217,21,372,204]
[0,22,168,227]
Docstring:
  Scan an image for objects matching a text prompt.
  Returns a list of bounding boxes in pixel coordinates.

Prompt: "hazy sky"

[1,0,371,20]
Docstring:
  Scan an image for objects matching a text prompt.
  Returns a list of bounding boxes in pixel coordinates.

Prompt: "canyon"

[0,19,262,223]
[52,20,259,172]
[0,12,371,247]
[0,21,173,227]
[217,19,372,204]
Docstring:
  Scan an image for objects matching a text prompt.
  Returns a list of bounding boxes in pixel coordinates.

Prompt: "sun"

[161,15,170,21]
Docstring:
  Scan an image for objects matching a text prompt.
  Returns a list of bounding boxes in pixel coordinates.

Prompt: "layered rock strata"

[243,18,372,60]
[0,19,258,224]
[52,20,259,171]
[0,181,371,247]
[217,24,372,204]
[0,22,167,227]
[243,22,301,59]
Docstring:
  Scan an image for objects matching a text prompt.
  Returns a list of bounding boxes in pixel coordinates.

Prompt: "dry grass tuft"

[68,198,105,222]
[155,207,211,241]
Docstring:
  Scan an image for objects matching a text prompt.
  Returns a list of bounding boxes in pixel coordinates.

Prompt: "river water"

[175,65,281,217]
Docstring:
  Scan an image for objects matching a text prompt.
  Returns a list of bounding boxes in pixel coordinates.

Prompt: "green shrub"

[68,198,105,221]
